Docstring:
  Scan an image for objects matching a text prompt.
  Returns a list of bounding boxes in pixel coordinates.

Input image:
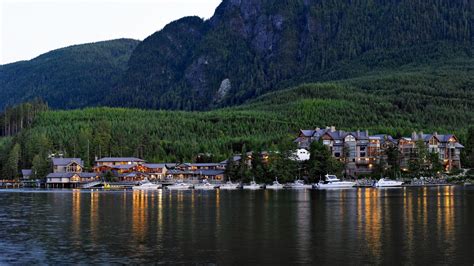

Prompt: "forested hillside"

[1,61,473,178]
[108,0,472,110]
[0,39,139,109]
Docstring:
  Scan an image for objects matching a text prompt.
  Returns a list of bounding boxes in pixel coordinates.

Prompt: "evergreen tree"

[3,143,21,179]
[31,154,50,179]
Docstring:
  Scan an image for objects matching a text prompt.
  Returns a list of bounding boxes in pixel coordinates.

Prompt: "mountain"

[0,39,139,109]
[107,0,472,110]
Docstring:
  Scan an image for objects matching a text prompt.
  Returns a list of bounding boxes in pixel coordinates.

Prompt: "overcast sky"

[0,0,222,65]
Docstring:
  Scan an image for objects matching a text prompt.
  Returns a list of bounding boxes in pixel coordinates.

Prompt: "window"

[335,153,340,157]
[360,147,366,151]
[360,152,366,157]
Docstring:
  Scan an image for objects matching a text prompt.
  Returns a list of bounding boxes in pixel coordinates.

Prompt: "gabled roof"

[52,158,83,167]
[96,157,145,162]
[110,164,138,170]
[300,130,315,137]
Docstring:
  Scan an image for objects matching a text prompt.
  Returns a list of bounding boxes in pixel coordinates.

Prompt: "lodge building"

[46,158,99,188]
[295,126,464,177]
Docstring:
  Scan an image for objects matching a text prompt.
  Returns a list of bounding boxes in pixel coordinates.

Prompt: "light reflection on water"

[0,187,472,264]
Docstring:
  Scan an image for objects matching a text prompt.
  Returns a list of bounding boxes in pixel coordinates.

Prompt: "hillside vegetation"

[1,61,473,177]
[0,39,139,109]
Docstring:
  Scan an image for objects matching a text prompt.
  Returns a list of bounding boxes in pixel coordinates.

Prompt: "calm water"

[0,187,473,264]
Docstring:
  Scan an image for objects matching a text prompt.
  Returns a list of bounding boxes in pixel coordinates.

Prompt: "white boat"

[243,181,263,190]
[132,179,161,190]
[315,174,355,189]
[375,178,404,187]
[194,180,216,190]
[287,179,312,189]
[266,179,284,190]
[166,182,193,190]
[219,181,240,190]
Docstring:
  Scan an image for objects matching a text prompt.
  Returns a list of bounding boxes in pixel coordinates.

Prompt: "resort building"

[46,157,99,188]
[94,157,146,173]
[295,126,464,177]
[165,163,225,181]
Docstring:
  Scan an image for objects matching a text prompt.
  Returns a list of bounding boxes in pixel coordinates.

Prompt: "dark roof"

[46,172,98,178]
[96,157,145,162]
[22,169,32,176]
[191,163,223,167]
[143,163,168,169]
[300,130,315,137]
[52,158,83,167]
[197,170,225,176]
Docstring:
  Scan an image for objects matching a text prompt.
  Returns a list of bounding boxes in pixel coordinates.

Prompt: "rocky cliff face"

[109,0,471,110]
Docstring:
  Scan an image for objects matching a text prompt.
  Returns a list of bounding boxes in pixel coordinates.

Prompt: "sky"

[0,0,222,65]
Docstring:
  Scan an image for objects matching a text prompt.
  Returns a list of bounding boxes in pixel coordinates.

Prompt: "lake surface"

[0,187,473,264]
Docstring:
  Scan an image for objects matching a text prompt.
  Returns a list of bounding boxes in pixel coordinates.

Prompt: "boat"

[243,180,263,190]
[219,181,240,190]
[287,179,312,189]
[375,178,404,188]
[194,180,216,190]
[132,179,161,190]
[266,178,284,190]
[315,174,356,189]
[166,182,193,190]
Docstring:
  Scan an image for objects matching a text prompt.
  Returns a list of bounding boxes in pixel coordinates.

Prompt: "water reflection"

[0,187,471,264]
[72,189,81,238]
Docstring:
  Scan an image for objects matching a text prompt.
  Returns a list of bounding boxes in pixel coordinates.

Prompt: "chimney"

[411,131,416,140]
[365,129,369,136]
[357,130,360,137]
[316,127,320,131]
[330,126,336,132]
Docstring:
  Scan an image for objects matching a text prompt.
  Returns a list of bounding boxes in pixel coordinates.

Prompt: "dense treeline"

[0,99,48,136]
[0,66,473,179]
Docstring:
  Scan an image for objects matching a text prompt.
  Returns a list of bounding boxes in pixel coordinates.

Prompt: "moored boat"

[243,180,263,190]
[375,178,404,188]
[287,179,312,189]
[132,179,161,190]
[194,180,216,190]
[219,181,240,190]
[266,178,284,190]
[166,182,193,190]
[315,174,355,189]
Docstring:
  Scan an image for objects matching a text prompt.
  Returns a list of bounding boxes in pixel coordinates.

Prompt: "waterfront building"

[21,169,32,180]
[295,126,464,176]
[142,163,169,180]
[46,157,99,188]
[94,157,145,174]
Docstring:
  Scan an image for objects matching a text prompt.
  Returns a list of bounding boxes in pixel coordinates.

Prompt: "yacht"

[266,178,284,190]
[194,180,216,190]
[132,179,161,190]
[243,180,263,190]
[315,174,356,189]
[219,181,241,190]
[287,179,312,189]
[166,182,193,190]
[375,178,404,188]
